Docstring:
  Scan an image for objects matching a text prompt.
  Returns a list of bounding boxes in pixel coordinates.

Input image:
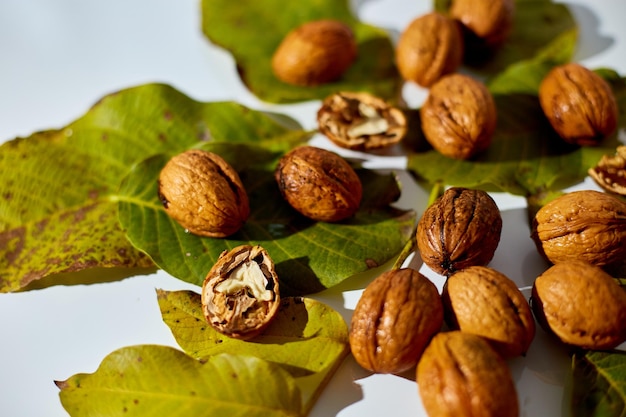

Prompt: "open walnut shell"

[317,92,407,151]
[201,245,280,340]
[589,145,626,196]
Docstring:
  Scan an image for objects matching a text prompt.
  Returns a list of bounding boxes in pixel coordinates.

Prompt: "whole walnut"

[317,91,407,151]
[395,12,463,88]
[417,331,520,417]
[531,190,626,267]
[531,260,626,350]
[271,19,357,86]
[274,146,362,222]
[420,73,497,160]
[539,63,618,146]
[417,187,502,276]
[349,268,443,374]
[202,245,280,340]
[450,0,515,49]
[158,149,250,237]
[442,266,535,357]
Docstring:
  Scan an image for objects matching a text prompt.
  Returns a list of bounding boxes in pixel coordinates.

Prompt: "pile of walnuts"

[156,0,626,416]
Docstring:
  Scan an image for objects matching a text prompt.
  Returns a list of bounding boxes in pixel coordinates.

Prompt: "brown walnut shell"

[539,63,618,146]
[395,12,463,88]
[420,73,497,160]
[589,145,626,196]
[442,266,535,358]
[531,190,626,267]
[450,0,515,50]
[274,146,362,222]
[531,260,626,349]
[417,187,502,276]
[271,19,357,86]
[317,92,407,151]
[158,149,250,238]
[201,245,280,340]
[417,331,520,417]
[349,268,443,374]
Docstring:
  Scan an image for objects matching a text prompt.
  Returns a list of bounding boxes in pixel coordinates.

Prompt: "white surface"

[1,1,625,416]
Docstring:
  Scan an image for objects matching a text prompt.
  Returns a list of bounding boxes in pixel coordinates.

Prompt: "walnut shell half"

[417,187,502,276]
[588,145,626,196]
[349,268,443,374]
[317,92,407,151]
[158,149,250,238]
[201,245,280,340]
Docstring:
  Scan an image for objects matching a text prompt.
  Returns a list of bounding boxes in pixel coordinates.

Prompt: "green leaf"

[157,290,349,413]
[406,75,626,196]
[571,350,626,417]
[118,150,415,295]
[201,0,399,103]
[57,345,302,417]
[0,83,309,292]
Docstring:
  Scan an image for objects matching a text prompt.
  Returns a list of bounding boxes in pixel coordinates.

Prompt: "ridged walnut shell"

[531,260,626,349]
[531,190,626,267]
[201,245,280,340]
[588,145,626,196]
[442,266,535,357]
[417,187,502,276]
[539,63,618,146]
[271,19,357,86]
[396,12,463,88]
[317,91,407,151]
[450,0,515,49]
[349,268,443,374]
[275,146,362,222]
[420,73,497,160]
[417,331,519,417]
[158,149,250,237]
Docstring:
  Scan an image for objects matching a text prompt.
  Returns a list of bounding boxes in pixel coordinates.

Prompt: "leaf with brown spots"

[0,83,309,292]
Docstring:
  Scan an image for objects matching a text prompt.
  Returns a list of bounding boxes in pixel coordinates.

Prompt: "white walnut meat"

[317,92,407,151]
[158,149,250,238]
[201,245,280,340]
[589,145,626,196]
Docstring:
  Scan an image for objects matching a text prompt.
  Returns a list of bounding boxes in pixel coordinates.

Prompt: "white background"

[1,1,625,416]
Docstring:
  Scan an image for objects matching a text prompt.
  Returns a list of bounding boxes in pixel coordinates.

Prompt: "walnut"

[274,146,362,222]
[442,266,535,357]
[531,190,626,267]
[531,260,626,350]
[420,73,497,160]
[271,19,357,86]
[539,63,618,146]
[417,331,520,417]
[417,187,502,276]
[317,92,407,151]
[201,245,280,340]
[588,145,626,195]
[349,268,443,374]
[395,12,464,88]
[450,0,515,50]
[157,149,250,238]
